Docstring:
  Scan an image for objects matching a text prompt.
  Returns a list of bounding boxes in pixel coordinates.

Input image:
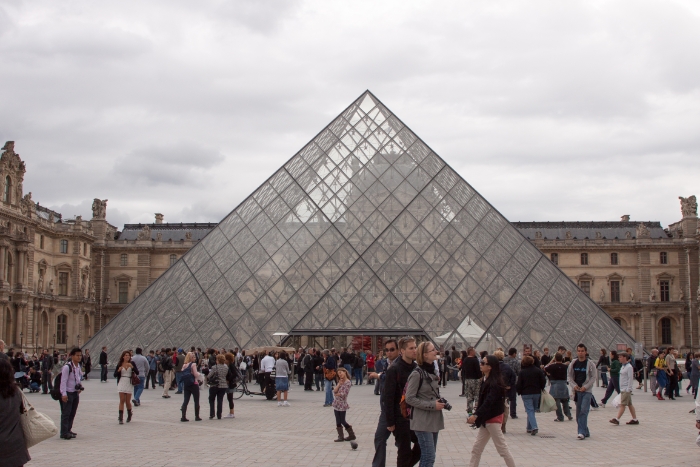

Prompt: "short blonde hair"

[216,354,226,365]
[416,341,434,366]
[494,350,505,360]
[183,352,196,365]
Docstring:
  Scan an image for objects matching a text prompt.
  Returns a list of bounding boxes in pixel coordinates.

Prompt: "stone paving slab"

[23,377,699,466]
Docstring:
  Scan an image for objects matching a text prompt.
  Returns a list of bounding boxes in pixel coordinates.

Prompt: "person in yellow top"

[654,350,668,400]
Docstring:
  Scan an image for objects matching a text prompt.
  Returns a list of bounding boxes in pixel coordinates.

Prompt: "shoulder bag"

[20,390,58,448]
[130,365,140,386]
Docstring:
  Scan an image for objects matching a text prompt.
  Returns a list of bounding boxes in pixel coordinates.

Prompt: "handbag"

[540,390,556,413]
[324,367,337,381]
[20,390,58,448]
[130,369,140,386]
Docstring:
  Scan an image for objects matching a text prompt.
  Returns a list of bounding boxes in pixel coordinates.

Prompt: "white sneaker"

[577,434,585,440]
[277,402,282,406]
[225,413,235,418]
[283,401,290,407]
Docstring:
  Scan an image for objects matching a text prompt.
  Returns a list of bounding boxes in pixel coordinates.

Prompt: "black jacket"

[383,357,417,427]
[516,366,546,395]
[473,378,506,427]
[353,355,364,370]
[313,354,324,374]
[41,355,53,372]
[99,351,108,365]
[461,356,482,379]
[113,361,139,383]
[340,352,353,367]
[499,361,516,396]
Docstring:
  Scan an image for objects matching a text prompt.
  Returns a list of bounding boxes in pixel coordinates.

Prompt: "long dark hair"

[483,355,506,392]
[117,350,132,369]
[0,359,18,398]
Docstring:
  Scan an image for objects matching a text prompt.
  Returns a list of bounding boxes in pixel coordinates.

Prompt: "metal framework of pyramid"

[86,91,635,362]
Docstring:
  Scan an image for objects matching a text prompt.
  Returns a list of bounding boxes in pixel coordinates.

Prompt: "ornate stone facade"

[2,140,698,353]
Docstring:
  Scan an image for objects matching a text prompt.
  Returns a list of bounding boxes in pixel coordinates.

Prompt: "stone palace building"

[1,140,697,354]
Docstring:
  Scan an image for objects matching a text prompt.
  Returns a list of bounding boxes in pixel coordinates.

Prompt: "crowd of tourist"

[1,335,700,467]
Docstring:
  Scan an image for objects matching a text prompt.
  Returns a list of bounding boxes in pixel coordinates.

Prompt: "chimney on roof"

[155,213,164,224]
[621,215,630,222]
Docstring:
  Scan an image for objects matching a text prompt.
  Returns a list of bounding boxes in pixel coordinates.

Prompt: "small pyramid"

[85,91,635,361]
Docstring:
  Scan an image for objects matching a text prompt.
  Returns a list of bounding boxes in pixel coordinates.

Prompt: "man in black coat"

[303,349,314,391]
[99,346,108,382]
[495,350,516,434]
[41,349,54,394]
[382,337,420,467]
[313,349,325,391]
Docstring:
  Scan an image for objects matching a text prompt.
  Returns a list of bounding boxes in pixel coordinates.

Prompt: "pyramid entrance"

[85,91,636,363]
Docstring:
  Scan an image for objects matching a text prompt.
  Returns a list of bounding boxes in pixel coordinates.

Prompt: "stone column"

[650,312,657,347]
[0,302,5,342]
[15,303,23,349]
[679,312,686,349]
[72,309,80,348]
[0,246,6,285]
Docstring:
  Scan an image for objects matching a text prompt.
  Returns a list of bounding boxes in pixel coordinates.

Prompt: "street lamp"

[53,333,56,353]
[77,334,81,348]
[19,332,23,353]
[35,332,39,356]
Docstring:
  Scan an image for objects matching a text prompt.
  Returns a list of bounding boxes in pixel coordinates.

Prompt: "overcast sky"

[1,0,698,230]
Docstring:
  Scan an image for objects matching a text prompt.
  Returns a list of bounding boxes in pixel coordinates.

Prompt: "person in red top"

[366,354,375,386]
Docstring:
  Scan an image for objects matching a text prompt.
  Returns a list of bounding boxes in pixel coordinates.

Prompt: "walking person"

[174,349,185,394]
[146,350,158,389]
[462,347,482,415]
[161,348,175,398]
[383,337,421,467]
[276,351,290,406]
[654,350,669,400]
[0,359,31,466]
[647,348,659,395]
[370,340,398,467]
[323,349,336,407]
[600,350,620,407]
[114,350,138,424]
[224,353,237,418]
[58,348,84,439]
[131,348,149,406]
[99,346,108,382]
[303,349,314,391]
[516,355,546,435]
[366,352,375,385]
[467,355,516,467]
[332,368,356,442]
[314,348,325,391]
[41,348,53,394]
[493,351,516,434]
[546,352,572,422]
[665,347,678,400]
[82,349,92,380]
[568,343,596,440]
[596,349,610,388]
[180,352,203,422]
[609,352,639,426]
[690,353,700,399]
[405,341,445,467]
[207,354,229,419]
[503,348,521,419]
[353,351,364,385]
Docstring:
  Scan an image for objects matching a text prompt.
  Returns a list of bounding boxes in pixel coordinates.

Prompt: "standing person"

[467,355,516,467]
[568,343,597,440]
[370,340,398,467]
[459,350,468,393]
[690,353,700,399]
[156,349,165,387]
[609,352,639,426]
[146,350,158,389]
[373,350,387,396]
[596,349,610,388]
[276,351,290,406]
[601,350,621,406]
[540,348,551,367]
[665,347,678,400]
[207,354,229,419]
[59,348,84,439]
[462,347,482,416]
[161,348,174,398]
[654,350,668,400]
[131,348,149,407]
[341,347,353,376]
[174,349,185,394]
[114,350,138,424]
[383,337,421,467]
[82,349,92,380]
[366,351,376,385]
[647,348,659,395]
[295,349,305,386]
[546,353,572,422]
[180,352,203,422]
[303,349,314,391]
[41,348,54,394]
[493,351,515,434]
[259,351,275,394]
[332,368,356,442]
[323,349,337,407]
[99,346,108,382]
[0,359,31,465]
[314,348,325,391]
[353,351,364,385]
[224,353,237,418]
[503,348,521,419]
[406,342,445,467]
[516,355,545,435]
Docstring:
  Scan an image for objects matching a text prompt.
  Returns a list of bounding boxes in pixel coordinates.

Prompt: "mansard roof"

[117,222,216,241]
[512,221,668,239]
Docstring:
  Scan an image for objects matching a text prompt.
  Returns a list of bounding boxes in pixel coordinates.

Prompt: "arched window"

[580,253,588,265]
[170,254,177,266]
[3,175,10,203]
[550,253,558,265]
[56,314,67,345]
[610,253,618,265]
[661,317,672,345]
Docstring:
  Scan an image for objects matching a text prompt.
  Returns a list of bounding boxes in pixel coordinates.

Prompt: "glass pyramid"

[85,91,636,361]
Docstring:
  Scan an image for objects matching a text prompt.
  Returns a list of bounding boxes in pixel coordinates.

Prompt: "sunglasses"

[384,348,397,352]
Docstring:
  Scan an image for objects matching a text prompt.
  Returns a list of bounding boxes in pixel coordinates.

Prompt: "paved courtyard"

[24,375,699,466]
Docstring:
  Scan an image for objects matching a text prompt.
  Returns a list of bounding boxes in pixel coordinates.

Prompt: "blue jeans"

[176,371,183,392]
[372,407,390,467]
[521,393,540,431]
[30,382,41,392]
[575,391,592,437]
[314,373,324,390]
[325,379,334,405]
[354,368,363,384]
[415,430,439,467]
[134,376,146,402]
[601,371,608,386]
[158,372,164,385]
[101,364,108,381]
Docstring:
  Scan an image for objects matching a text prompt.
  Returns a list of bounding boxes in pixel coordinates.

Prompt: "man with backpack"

[161,348,175,398]
[55,347,84,440]
[383,337,421,467]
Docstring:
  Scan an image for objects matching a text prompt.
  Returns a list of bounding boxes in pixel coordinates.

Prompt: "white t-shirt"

[260,355,275,373]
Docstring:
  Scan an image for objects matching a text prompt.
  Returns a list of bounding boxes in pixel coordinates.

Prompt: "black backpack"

[50,364,72,401]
